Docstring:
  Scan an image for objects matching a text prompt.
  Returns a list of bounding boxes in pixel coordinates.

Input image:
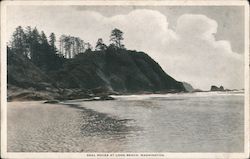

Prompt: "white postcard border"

[1,1,249,158]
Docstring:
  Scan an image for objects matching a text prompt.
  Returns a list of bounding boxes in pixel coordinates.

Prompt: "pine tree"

[41,31,49,45]
[49,33,56,51]
[10,26,27,55]
[9,26,65,72]
[110,28,124,49]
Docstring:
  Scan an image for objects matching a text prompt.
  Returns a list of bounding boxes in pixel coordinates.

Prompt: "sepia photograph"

[1,0,249,158]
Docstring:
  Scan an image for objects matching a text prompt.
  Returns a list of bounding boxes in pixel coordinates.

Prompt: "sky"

[6,5,245,90]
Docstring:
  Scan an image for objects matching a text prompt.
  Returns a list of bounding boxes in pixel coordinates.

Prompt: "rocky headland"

[7,49,186,102]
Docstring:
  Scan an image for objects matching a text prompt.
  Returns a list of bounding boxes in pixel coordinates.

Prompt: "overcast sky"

[6,5,245,90]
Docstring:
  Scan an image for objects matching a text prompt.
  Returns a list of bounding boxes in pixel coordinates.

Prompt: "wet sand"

[7,101,133,152]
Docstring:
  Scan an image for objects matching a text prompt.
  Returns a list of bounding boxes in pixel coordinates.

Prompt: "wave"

[111,91,244,101]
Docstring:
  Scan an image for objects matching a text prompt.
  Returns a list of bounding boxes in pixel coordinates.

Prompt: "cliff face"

[7,49,186,100]
[7,52,55,90]
[182,82,194,92]
[50,49,186,93]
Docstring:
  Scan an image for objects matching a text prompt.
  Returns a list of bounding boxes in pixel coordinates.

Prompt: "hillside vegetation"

[7,26,186,101]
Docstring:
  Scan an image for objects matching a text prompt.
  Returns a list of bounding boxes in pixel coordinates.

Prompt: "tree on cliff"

[49,33,56,51]
[59,35,86,58]
[9,26,64,72]
[110,28,124,49]
[10,26,28,56]
[95,38,107,51]
[85,42,93,51]
[41,31,49,45]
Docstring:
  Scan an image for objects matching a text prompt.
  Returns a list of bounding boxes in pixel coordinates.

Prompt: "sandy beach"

[7,101,132,152]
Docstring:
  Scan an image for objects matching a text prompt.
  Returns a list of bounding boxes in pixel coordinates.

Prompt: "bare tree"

[59,35,87,58]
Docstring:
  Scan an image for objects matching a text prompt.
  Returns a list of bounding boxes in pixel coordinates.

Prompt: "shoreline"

[7,89,244,103]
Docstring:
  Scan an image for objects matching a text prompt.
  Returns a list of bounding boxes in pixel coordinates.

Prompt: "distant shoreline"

[7,89,244,103]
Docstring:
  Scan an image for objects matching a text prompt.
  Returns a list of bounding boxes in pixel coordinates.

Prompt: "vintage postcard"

[1,0,249,158]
